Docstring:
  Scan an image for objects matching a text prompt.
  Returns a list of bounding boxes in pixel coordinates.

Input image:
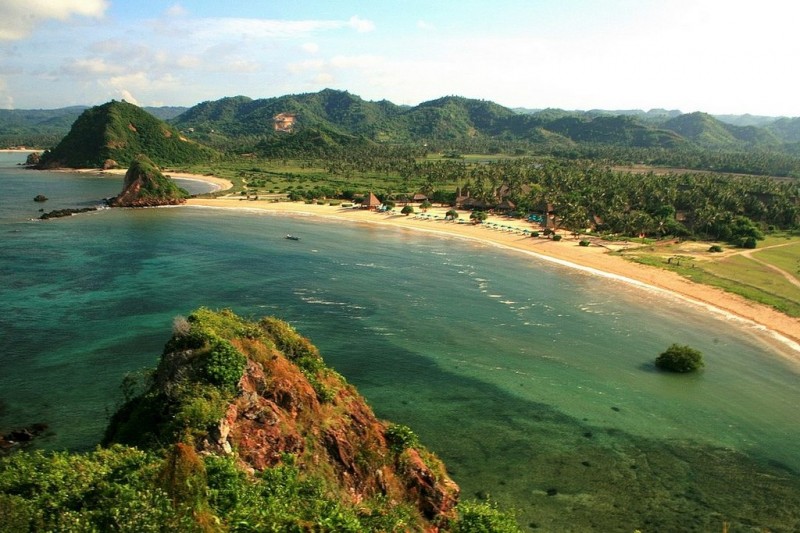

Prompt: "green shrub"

[531,231,539,237]
[740,236,757,249]
[260,317,323,375]
[708,244,724,253]
[470,210,487,223]
[202,339,247,392]
[453,500,521,532]
[385,424,419,453]
[655,344,704,373]
[579,240,590,247]
[0,446,194,531]
[174,385,228,432]
[552,234,562,241]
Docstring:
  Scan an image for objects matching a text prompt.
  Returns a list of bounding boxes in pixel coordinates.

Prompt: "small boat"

[285,234,300,241]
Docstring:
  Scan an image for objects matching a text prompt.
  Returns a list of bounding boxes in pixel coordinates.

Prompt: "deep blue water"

[2,152,799,531]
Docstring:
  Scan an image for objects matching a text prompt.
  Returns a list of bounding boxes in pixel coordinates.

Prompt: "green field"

[177,157,458,199]
[624,235,800,317]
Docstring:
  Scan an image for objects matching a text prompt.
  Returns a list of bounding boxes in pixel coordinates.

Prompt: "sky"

[1,0,798,116]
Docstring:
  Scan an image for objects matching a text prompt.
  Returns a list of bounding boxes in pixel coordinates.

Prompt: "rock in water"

[110,154,189,207]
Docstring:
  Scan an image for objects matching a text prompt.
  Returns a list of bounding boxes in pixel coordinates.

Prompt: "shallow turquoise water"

[1,152,799,531]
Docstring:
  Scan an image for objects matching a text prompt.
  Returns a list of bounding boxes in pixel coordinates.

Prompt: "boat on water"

[286,234,300,241]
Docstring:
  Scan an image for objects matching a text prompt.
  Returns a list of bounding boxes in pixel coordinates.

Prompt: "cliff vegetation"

[0,308,519,532]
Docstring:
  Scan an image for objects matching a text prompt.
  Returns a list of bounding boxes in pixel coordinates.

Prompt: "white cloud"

[329,55,382,69]
[0,0,108,40]
[181,16,374,42]
[416,20,435,31]
[287,59,326,73]
[0,77,13,109]
[118,89,139,105]
[60,57,125,76]
[314,73,335,84]
[302,42,320,54]
[347,16,375,33]
[165,3,188,17]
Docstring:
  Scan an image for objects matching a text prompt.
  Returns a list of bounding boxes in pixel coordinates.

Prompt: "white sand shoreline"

[184,198,800,360]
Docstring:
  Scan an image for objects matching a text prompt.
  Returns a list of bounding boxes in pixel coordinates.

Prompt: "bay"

[1,152,799,531]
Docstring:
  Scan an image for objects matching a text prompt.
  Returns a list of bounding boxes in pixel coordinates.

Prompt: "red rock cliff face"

[199,337,460,526]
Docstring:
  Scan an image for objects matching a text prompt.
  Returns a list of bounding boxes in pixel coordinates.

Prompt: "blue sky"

[1,0,798,115]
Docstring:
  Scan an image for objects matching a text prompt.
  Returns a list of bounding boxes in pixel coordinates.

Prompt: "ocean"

[1,152,799,531]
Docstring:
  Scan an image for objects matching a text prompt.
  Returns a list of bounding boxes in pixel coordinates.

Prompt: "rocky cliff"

[110,154,188,207]
[103,308,460,530]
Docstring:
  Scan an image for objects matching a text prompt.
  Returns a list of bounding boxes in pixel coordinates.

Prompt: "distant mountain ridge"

[4,90,800,156]
[168,89,800,154]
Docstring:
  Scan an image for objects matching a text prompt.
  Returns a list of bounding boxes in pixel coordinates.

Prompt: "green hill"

[0,105,187,149]
[767,117,800,143]
[661,112,779,149]
[37,100,216,168]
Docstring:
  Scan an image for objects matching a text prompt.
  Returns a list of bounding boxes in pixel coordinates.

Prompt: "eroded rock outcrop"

[109,154,188,207]
[104,308,460,530]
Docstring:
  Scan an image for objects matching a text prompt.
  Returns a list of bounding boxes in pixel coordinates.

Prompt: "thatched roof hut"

[363,192,382,210]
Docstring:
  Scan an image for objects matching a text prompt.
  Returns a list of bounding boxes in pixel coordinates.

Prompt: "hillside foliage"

[37,101,215,168]
[166,89,800,177]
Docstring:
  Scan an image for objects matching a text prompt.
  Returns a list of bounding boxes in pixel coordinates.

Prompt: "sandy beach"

[186,196,800,355]
[66,167,235,192]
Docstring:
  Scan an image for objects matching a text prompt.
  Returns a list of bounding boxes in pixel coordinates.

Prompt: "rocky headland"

[109,154,189,207]
[98,308,463,530]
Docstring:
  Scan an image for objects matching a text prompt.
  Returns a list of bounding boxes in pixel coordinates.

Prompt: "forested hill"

[171,90,684,150]
[0,105,186,149]
[169,89,799,156]
[37,100,216,169]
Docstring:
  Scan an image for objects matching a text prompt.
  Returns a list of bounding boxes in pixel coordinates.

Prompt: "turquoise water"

[1,152,799,531]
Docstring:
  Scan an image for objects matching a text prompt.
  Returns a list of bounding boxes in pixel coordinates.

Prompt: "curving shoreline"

[185,197,800,358]
[66,167,234,192]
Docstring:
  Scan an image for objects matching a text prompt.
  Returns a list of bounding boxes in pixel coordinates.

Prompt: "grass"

[752,241,800,277]
[180,156,462,200]
[623,233,800,317]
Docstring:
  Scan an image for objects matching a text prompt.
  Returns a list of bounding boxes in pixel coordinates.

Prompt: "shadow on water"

[327,335,800,532]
